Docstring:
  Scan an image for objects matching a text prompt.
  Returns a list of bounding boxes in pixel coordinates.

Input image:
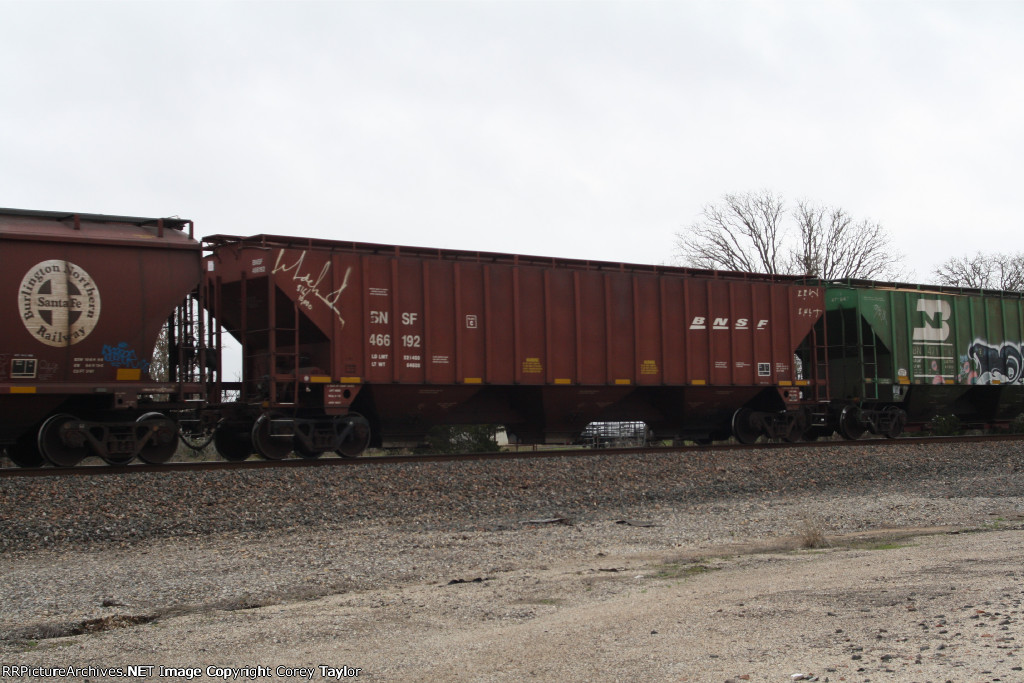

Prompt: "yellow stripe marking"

[10,386,36,394]
[117,368,142,381]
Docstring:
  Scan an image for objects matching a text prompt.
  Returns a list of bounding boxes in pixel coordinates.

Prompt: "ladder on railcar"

[237,273,302,408]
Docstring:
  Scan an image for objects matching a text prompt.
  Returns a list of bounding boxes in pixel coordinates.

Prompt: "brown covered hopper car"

[0,209,207,467]
[204,234,828,458]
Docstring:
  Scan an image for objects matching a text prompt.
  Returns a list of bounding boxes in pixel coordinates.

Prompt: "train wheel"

[291,420,323,459]
[213,422,253,462]
[38,414,89,467]
[782,411,809,443]
[252,414,291,460]
[731,408,761,445]
[294,440,323,459]
[7,430,45,468]
[136,413,178,464]
[99,450,135,466]
[883,406,907,439]
[838,406,866,440]
[782,426,805,442]
[336,414,371,458]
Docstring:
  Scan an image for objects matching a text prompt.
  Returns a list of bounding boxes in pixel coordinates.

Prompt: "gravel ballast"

[2,441,1021,553]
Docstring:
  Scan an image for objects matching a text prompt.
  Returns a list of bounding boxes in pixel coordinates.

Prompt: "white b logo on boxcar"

[19,260,101,347]
[912,299,951,342]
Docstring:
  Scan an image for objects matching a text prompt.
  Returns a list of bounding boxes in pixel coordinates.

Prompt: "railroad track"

[3,433,1022,478]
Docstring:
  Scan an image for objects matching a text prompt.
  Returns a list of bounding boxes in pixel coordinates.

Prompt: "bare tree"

[150,326,169,382]
[933,252,1024,291]
[675,191,904,280]
[677,190,786,273]
[790,201,903,280]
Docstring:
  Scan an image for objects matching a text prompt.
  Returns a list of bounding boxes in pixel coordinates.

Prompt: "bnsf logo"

[689,317,769,331]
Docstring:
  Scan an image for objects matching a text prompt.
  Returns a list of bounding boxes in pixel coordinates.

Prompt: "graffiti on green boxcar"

[958,355,979,384]
[960,340,1024,385]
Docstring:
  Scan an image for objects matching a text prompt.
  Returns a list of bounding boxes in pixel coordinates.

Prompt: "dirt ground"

[3,523,1023,683]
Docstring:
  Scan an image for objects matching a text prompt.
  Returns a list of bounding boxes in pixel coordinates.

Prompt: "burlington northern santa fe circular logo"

[19,260,101,347]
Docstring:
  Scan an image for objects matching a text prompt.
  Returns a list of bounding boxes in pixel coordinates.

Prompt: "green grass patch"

[848,539,914,551]
[517,597,563,606]
[652,562,718,580]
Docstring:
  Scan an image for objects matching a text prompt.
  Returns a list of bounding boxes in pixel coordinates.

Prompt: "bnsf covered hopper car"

[0,209,209,467]
[203,234,829,458]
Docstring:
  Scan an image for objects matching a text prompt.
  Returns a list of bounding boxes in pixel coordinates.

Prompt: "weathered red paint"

[206,234,824,444]
[0,209,201,444]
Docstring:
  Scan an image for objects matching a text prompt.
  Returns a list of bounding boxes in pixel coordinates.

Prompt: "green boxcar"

[823,281,1024,430]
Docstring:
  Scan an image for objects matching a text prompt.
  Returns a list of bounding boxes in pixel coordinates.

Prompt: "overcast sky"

[3,0,1022,281]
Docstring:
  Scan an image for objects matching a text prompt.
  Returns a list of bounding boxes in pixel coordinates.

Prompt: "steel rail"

[2,433,1023,479]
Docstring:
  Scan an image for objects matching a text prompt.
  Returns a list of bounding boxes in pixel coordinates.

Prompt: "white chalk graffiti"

[272,250,352,326]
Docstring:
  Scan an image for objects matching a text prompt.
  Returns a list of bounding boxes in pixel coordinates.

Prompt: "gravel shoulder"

[2,442,1024,681]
